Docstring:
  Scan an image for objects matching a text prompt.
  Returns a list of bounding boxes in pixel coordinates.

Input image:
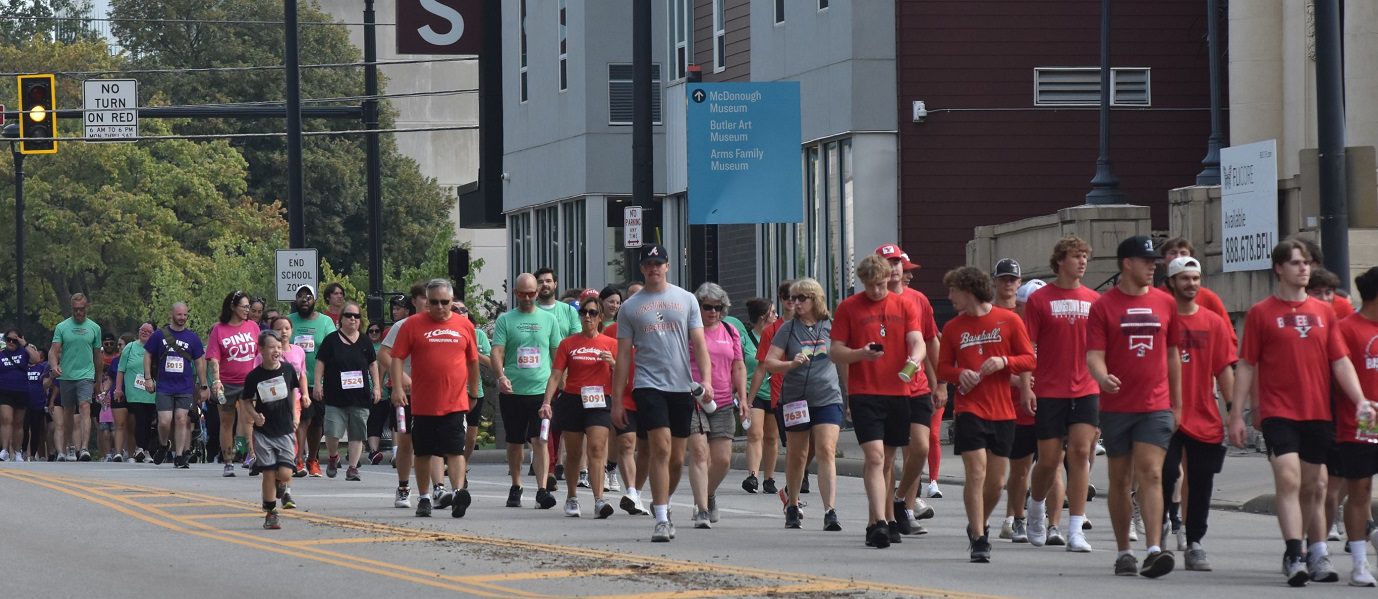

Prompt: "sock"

[1118,550,1133,558]
[905,508,915,520]
[1352,541,1369,564]
[419,492,431,501]
[1029,499,1046,523]
[1147,545,1161,554]
[1309,541,1329,560]
[262,500,276,512]
[1285,539,1303,560]
[1069,514,1085,534]
[653,504,669,523]
[284,486,292,495]
[398,481,409,489]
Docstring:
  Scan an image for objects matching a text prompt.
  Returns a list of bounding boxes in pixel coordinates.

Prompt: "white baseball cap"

[1167,256,1202,278]
[1016,279,1047,304]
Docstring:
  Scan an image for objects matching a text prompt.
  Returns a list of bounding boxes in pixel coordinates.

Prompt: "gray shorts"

[58,379,95,411]
[324,405,369,441]
[690,406,737,440]
[221,383,245,405]
[252,431,298,473]
[1099,410,1175,457]
[156,392,193,412]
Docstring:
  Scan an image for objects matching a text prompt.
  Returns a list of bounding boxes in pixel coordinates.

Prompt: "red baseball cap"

[875,244,920,270]
[900,252,921,271]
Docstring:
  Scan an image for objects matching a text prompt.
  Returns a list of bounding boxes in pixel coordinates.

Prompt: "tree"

[0,0,99,46]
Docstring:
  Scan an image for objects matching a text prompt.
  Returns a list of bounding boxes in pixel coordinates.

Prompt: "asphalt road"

[0,459,1371,598]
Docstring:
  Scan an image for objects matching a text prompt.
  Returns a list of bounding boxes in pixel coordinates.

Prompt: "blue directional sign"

[686,82,802,224]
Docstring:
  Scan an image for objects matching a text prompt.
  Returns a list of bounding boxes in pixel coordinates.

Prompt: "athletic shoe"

[564,497,581,517]
[435,486,453,509]
[969,535,992,563]
[345,466,360,481]
[263,511,281,530]
[668,515,677,539]
[1,449,9,461]
[307,459,322,477]
[1067,531,1093,553]
[56,450,66,462]
[242,456,253,470]
[67,447,78,461]
[102,454,114,462]
[1128,526,1139,542]
[223,464,236,477]
[999,516,1014,540]
[742,474,759,494]
[595,498,614,519]
[1141,550,1175,578]
[546,474,558,492]
[865,522,891,549]
[1011,518,1029,543]
[326,455,340,478]
[785,504,802,529]
[535,488,557,509]
[293,457,307,478]
[801,473,811,494]
[1046,525,1066,546]
[1370,525,1378,555]
[1174,526,1186,551]
[281,492,297,510]
[1310,554,1339,583]
[892,512,915,535]
[605,471,621,492]
[621,491,650,516]
[913,498,935,520]
[176,455,190,469]
[1285,555,1310,586]
[888,521,903,544]
[1351,560,1376,587]
[13,451,23,463]
[369,450,384,465]
[926,480,942,499]
[821,509,843,531]
[761,478,778,494]
[554,463,565,480]
[577,470,591,489]
[134,448,146,463]
[1131,497,1145,535]
[1027,515,1047,547]
[1095,442,1106,456]
[112,452,123,463]
[708,495,720,523]
[1082,517,1093,530]
[1115,553,1139,576]
[693,508,712,529]
[652,520,672,542]
[1329,522,1344,541]
[451,489,471,518]
[78,448,91,462]
[507,485,522,508]
[394,487,412,508]
[415,497,432,517]
[1087,484,1097,501]
[1185,543,1211,571]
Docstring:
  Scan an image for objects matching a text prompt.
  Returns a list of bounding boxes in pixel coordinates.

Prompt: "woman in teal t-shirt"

[114,323,158,462]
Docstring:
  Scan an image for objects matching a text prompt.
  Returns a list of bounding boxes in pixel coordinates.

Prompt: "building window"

[774,0,784,24]
[509,211,532,288]
[669,0,690,80]
[562,200,586,286]
[756,138,853,305]
[819,0,829,10]
[1033,67,1152,107]
[606,197,662,288]
[535,206,559,273]
[712,0,726,72]
[558,0,568,92]
[519,0,528,102]
[608,63,663,125]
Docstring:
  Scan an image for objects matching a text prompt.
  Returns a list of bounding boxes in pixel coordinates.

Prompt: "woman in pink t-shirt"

[206,291,262,472]
[686,283,747,529]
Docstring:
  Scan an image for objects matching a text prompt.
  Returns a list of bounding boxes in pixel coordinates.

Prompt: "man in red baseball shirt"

[1332,266,1378,587]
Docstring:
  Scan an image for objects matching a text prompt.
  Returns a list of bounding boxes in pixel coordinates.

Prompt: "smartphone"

[868,343,883,351]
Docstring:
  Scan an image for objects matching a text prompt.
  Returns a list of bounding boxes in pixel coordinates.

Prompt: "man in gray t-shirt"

[611,244,712,543]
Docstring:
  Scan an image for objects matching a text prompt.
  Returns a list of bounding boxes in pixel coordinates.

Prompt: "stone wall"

[966,204,1151,292]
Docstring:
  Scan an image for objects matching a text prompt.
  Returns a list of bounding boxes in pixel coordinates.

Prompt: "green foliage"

[0,0,99,46]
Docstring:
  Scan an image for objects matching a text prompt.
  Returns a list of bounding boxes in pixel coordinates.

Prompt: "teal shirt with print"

[52,317,102,381]
[538,301,581,336]
[728,316,771,402]
[118,341,156,404]
[474,328,492,399]
[287,312,337,383]
[492,308,563,395]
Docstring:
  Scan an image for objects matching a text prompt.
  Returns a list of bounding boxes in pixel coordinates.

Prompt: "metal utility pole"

[4,125,26,334]
[363,0,384,323]
[1315,0,1349,288]
[1086,0,1125,205]
[628,0,653,280]
[1196,0,1224,186]
[285,0,305,248]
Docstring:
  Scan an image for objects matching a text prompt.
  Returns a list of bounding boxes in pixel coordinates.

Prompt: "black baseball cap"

[639,244,670,265]
[994,258,1021,279]
[1116,235,1158,261]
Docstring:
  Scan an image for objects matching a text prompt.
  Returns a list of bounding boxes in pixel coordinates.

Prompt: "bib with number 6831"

[516,346,542,369]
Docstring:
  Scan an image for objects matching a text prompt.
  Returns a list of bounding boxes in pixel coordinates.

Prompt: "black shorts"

[909,394,934,426]
[1033,395,1100,440]
[1167,432,1227,475]
[850,394,911,447]
[302,397,325,422]
[466,395,486,427]
[953,413,1015,457]
[1261,418,1333,464]
[499,393,544,444]
[109,393,128,410]
[0,390,29,410]
[552,392,612,431]
[1329,442,1378,480]
[632,388,693,439]
[1010,423,1039,460]
[617,409,639,437]
[411,411,467,457]
[367,399,390,438]
[751,397,775,413]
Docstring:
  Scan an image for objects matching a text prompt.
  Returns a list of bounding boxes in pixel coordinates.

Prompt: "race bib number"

[257,376,289,403]
[340,370,365,390]
[164,355,185,374]
[293,335,315,353]
[134,374,149,391]
[782,400,811,427]
[580,386,607,409]
[516,346,542,369]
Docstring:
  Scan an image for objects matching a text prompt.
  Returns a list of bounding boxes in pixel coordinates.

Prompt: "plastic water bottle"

[395,406,408,434]
[215,386,227,405]
[691,382,715,414]
[540,418,551,441]
[742,417,752,430]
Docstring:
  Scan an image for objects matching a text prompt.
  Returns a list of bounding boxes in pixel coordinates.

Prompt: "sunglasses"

[428,299,452,306]
[700,304,725,312]
[5,338,18,344]
[515,291,538,299]
[579,309,601,317]
[341,312,362,319]
[367,328,381,334]
[789,295,812,302]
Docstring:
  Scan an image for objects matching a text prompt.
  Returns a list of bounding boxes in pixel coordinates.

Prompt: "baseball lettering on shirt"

[1121,307,1162,357]
[959,329,1003,355]
[1277,313,1319,338]
[1362,335,1378,371]
[1049,299,1092,323]
[632,301,685,335]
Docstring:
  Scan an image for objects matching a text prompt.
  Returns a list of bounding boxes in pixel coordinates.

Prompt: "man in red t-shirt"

[1087,235,1182,577]
[936,266,1035,563]
[1023,235,1100,548]
[602,322,650,515]
[1232,240,1371,586]
[1159,256,1236,572]
[389,279,480,519]
[1333,267,1378,586]
[1160,238,1236,345]
[831,254,926,549]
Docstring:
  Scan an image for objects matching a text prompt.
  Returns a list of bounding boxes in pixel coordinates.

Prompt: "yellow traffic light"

[17,74,57,155]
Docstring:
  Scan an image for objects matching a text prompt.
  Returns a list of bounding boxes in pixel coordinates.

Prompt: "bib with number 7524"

[340,370,365,390]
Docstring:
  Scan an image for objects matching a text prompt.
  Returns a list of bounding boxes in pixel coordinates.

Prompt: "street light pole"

[1085,0,1125,205]
[1314,0,1349,288]
[285,0,305,248]
[363,0,384,323]
[1196,0,1224,186]
[3,124,23,334]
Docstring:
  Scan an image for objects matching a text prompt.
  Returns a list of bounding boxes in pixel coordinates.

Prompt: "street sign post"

[83,79,138,141]
[624,206,644,249]
[1220,139,1278,272]
[276,248,319,301]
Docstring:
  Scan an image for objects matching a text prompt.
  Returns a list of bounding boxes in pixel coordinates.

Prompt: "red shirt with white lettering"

[1174,309,1236,443]
[389,314,478,416]
[1334,313,1378,441]
[831,291,922,397]
[1023,284,1100,398]
[1087,287,1179,413]
[900,288,940,396]
[1241,296,1348,423]
[554,333,618,396]
[602,324,637,411]
[756,319,785,408]
[936,307,1035,422]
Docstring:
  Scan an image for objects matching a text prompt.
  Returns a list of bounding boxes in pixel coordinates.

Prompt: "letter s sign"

[397,0,482,55]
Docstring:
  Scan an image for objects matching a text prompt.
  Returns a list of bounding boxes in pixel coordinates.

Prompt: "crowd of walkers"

[5,233,1378,588]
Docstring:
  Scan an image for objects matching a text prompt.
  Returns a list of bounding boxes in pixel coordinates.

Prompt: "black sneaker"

[970,535,992,563]
[554,463,565,481]
[824,509,842,532]
[435,487,453,509]
[536,488,557,509]
[1140,550,1175,578]
[785,505,802,528]
[507,485,522,508]
[887,521,903,544]
[152,445,167,465]
[451,489,471,518]
[892,513,915,535]
[762,478,778,494]
[415,497,432,517]
[742,474,759,494]
[801,473,811,494]
[865,523,891,549]
[174,455,189,469]
[280,492,296,510]
[546,474,558,492]
[1115,553,1139,576]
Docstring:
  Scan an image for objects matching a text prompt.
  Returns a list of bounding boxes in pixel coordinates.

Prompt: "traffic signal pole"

[11,147,25,335]
[363,0,384,324]
[285,0,305,249]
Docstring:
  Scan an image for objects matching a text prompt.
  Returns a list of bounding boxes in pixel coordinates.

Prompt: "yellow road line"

[456,567,684,583]
[284,535,420,547]
[121,492,178,498]
[600,581,858,599]
[182,512,266,520]
[145,500,225,508]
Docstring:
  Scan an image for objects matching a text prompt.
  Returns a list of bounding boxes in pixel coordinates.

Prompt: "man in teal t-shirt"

[492,273,564,509]
[535,267,581,336]
[50,292,103,461]
[287,284,338,475]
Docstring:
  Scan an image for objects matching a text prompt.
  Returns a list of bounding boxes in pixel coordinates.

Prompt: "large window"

[510,200,588,294]
[509,211,532,286]
[712,0,726,72]
[558,0,568,92]
[562,200,586,286]
[670,0,690,80]
[608,63,663,125]
[774,0,784,24]
[519,0,528,102]
[756,138,854,307]
[535,206,559,271]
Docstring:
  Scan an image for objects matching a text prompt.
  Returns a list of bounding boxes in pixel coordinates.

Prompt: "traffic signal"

[17,74,57,155]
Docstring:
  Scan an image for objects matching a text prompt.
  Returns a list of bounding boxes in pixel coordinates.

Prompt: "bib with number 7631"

[782,400,810,427]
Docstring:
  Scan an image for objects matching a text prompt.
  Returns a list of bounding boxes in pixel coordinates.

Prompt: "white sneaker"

[0,449,9,461]
[692,508,711,529]
[1175,527,1187,551]
[1067,532,1093,553]
[1129,526,1139,542]
[605,471,621,492]
[1352,560,1377,587]
[926,480,943,499]
[564,497,581,517]
[999,515,1014,540]
[1329,522,1343,541]
[1027,515,1047,547]
[1131,498,1145,535]
[13,451,23,463]
[1095,442,1107,456]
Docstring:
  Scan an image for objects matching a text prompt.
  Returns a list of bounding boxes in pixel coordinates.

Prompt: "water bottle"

[215,385,227,405]
[743,417,752,430]
[539,418,551,441]
[691,382,715,414]
[395,406,408,434]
